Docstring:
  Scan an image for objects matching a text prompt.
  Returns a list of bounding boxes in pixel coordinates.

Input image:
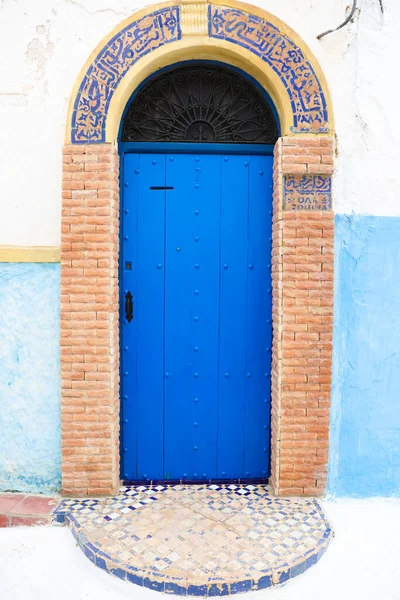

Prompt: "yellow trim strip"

[0,246,60,263]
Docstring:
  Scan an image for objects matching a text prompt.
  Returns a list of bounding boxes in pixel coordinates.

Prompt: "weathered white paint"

[0,0,397,246]
[1,499,400,598]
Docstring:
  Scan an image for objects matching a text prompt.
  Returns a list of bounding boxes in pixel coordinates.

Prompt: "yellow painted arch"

[66,0,334,144]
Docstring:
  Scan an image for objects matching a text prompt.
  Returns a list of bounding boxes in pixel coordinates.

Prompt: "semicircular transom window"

[121,64,279,144]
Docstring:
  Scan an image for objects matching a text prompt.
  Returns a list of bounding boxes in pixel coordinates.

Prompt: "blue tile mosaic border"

[71,7,181,143]
[54,484,334,595]
[69,4,331,144]
[67,518,332,595]
[208,6,329,134]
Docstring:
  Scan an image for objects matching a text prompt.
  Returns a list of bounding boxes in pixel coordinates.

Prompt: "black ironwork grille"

[121,64,279,144]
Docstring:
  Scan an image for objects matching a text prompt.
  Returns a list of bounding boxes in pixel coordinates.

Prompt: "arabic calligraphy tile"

[70,3,330,144]
[315,175,331,193]
[209,6,329,134]
[72,7,181,143]
[283,175,332,211]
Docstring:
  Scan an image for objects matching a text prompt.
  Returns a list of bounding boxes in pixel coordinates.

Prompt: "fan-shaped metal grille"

[121,64,278,144]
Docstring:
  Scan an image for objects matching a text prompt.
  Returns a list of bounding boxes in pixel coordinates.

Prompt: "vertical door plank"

[243,155,273,478]
[121,153,140,480]
[124,154,166,480]
[217,155,250,478]
[164,154,220,480]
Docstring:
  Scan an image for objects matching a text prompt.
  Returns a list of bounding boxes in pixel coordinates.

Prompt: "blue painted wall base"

[0,264,61,494]
[329,214,400,497]
[1,215,400,498]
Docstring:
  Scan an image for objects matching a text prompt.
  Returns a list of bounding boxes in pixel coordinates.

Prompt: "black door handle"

[125,291,133,322]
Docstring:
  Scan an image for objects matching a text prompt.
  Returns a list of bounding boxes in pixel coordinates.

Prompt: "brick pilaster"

[59,137,334,498]
[271,137,335,496]
[61,143,120,496]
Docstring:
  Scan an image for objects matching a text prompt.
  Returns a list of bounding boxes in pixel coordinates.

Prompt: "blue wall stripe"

[0,263,61,493]
[329,214,400,497]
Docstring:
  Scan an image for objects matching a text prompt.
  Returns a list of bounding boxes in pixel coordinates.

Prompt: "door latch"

[125,291,133,322]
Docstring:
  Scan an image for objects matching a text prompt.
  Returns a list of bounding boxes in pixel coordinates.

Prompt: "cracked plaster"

[0,1,399,244]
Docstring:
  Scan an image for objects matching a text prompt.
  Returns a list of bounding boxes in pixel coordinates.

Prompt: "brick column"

[271,137,335,496]
[61,144,120,496]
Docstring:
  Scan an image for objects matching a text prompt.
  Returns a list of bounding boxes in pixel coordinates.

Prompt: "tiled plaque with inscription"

[283,174,332,211]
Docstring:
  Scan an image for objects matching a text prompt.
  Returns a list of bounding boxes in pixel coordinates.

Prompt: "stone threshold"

[0,493,58,527]
[54,483,334,596]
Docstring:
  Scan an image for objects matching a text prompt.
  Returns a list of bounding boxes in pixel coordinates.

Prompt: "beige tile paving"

[55,484,332,587]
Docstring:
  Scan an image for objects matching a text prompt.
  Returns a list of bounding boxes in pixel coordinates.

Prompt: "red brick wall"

[271,137,335,496]
[60,136,334,497]
[61,144,120,496]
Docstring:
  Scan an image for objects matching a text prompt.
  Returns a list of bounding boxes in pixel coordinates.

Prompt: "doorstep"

[54,483,333,595]
[0,493,58,527]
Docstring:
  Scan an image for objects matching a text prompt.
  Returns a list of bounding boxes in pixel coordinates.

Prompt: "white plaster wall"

[0,0,398,246]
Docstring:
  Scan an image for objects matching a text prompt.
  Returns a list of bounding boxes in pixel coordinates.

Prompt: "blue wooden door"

[121,153,273,481]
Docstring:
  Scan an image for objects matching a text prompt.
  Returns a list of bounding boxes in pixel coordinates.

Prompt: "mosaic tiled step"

[55,484,333,595]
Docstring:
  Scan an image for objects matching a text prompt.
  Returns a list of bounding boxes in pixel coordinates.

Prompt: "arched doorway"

[119,62,279,482]
[61,1,335,497]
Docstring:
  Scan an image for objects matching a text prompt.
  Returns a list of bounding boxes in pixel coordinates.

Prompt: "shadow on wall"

[0,263,61,494]
[329,214,400,498]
